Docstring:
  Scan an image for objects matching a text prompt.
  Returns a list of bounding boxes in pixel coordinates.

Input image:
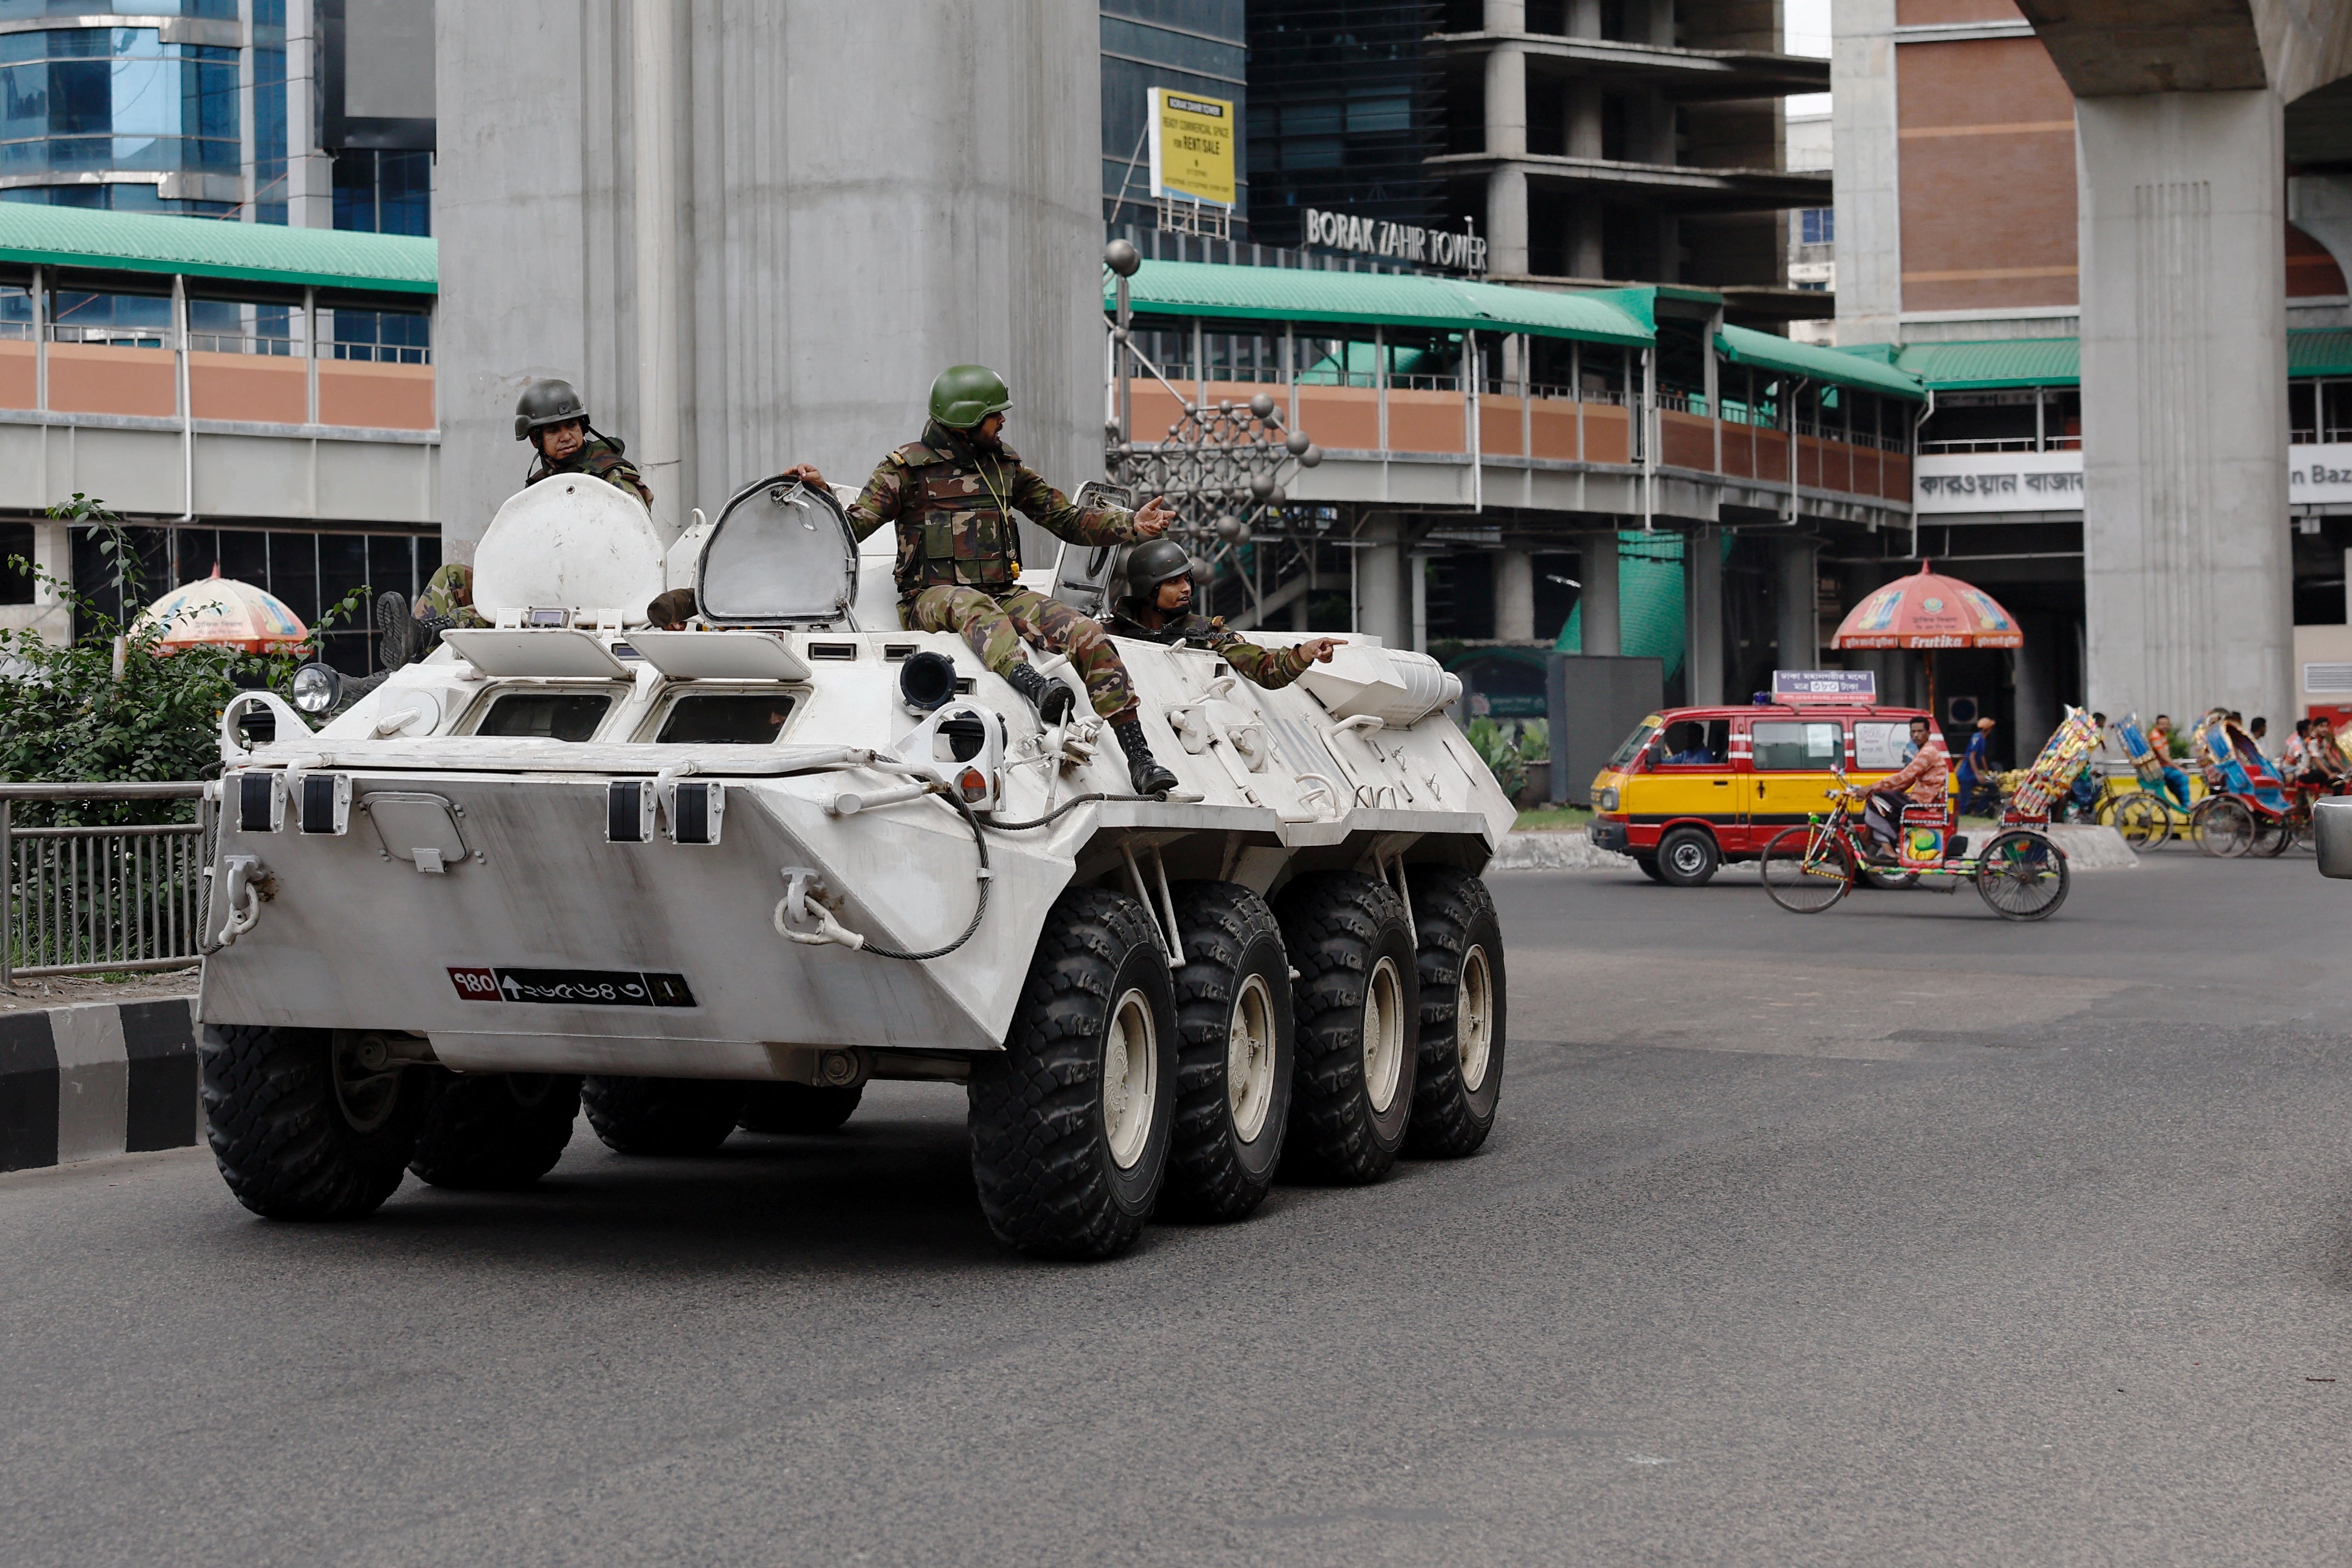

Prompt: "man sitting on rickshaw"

[1853,716,1955,862]
[2297,717,2350,791]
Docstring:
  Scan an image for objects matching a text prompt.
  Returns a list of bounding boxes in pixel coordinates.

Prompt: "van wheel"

[968,887,1178,1259]
[582,1075,744,1155]
[1655,826,1720,887]
[202,1025,426,1220]
[1162,881,1294,1222]
[1405,869,1506,1158]
[408,1072,581,1189]
[739,1083,863,1135]
[1276,872,1420,1184]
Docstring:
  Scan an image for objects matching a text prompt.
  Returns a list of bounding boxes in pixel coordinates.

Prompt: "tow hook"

[773,866,867,951]
[215,854,276,948]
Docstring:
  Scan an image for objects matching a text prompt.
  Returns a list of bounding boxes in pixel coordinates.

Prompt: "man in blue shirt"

[1957,716,1999,815]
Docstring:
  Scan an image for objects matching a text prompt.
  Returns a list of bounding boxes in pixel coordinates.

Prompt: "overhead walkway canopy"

[1889,330,2352,389]
[1105,258,1655,347]
[1715,323,1927,400]
[0,203,436,296]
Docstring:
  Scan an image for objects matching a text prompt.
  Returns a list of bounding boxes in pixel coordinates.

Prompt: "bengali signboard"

[1772,669,1876,701]
[1913,449,2082,515]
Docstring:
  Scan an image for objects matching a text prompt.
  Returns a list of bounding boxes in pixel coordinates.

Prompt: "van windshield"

[1606,719,1659,769]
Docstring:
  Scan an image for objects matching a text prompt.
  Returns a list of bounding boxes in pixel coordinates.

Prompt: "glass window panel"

[654,693,795,745]
[477,692,612,742]
[1752,720,1844,770]
[1854,721,1915,771]
[267,531,317,623]
[49,57,109,134]
[215,528,268,586]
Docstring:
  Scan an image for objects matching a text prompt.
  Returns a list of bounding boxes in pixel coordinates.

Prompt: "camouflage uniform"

[1103,605,1316,690]
[529,434,652,509]
[847,420,1146,719]
[416,563,488,630]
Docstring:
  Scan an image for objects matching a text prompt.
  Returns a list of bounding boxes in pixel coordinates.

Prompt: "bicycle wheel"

[2106,791,2171,851]
[2192,796,2253,858]
[1760,826,1854,913]
[1974,830,2070,921]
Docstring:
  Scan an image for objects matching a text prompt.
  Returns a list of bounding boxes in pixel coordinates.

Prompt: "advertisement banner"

[1148,88,1235,208]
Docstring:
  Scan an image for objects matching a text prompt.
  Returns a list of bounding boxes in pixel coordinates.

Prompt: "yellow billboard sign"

[1148,87,1235,208]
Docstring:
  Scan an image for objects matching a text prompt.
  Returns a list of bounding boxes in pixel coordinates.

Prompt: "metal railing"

[1,781,213,985]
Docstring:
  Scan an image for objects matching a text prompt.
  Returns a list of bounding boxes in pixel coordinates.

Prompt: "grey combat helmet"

[515,378,587,441]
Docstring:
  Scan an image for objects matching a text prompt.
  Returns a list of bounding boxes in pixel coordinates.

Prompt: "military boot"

[374,590,414,670]
[1006,662,1078,726]
[1111,716,1179,797]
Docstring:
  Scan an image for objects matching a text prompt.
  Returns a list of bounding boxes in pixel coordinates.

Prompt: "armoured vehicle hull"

[198,476,1514,1257]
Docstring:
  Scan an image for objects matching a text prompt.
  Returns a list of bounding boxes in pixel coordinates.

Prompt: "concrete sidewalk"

[0,994,201,1173]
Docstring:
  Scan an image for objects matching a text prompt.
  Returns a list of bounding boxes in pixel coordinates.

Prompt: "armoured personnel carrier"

[197,472,1514,1257]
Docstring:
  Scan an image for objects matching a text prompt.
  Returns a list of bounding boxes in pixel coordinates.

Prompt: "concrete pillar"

[1684,527,1723,705]
[2078,90,2292,725]
[1290,591,1310,632]
[1496,548,1535,642]
[1772,535,1815,670]
[1580,531,1620,655]
[436,0,1100,563]
[28,519,69,645]
[2011,612,2055,762]
[1829,0,1901,345]
[1357,515,1407,646]
[1484,24,1528,278]
[1566,0,1600,38]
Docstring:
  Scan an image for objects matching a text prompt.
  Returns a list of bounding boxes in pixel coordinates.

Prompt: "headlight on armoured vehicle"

[290,662,342,715]
[1598,785,1619,812]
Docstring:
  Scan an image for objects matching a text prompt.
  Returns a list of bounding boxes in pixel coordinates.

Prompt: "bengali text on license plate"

[447,967,698,1007]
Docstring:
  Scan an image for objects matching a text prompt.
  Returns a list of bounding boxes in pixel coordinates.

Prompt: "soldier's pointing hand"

[1133,496,1176,537]
[1300,637,1341,663]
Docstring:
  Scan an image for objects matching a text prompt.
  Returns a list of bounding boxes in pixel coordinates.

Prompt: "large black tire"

[1161,881,1294,1222]
[408,1072,581,1190]
[1655,825,1720,887]
[968,887,1178,1259]
[1405,868,1506,1158]
[1632,854,1667,884]
[581,1075,745,1156]
[738,1083,864,1135]
[1275,871,1421,1184]
[201,1025,427,1220]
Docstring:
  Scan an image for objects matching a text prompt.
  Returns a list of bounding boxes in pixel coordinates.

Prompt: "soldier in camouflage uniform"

[816,365,1183,796]
[515,378,653,509]
[1104,539,1341,687]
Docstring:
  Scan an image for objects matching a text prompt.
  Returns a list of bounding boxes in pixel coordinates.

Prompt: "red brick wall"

[1897,36,2080,313]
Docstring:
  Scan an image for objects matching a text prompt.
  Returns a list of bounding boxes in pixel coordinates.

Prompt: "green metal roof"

[1893,338,2079,390]
[0,203,435,295]
[2291,329,2352,378]
[1714,322,1927,401]
[1106,259,1654,347]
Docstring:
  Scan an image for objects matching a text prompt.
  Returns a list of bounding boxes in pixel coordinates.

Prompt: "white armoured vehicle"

[198,472,1514,1257]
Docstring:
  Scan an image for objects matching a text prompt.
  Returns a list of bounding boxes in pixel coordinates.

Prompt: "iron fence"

[1,781,213,985]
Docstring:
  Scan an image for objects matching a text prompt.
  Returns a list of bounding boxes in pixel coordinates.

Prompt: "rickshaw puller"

[1854,716,1956,861]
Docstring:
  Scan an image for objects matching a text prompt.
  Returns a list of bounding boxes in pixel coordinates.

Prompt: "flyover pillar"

[1356,515,1408,646]
[1495,547,1535,642]
[1773,535,1815,671]
[1580,531,1620,655]
[2077,90,2292,723]
[1684,527,1724,705]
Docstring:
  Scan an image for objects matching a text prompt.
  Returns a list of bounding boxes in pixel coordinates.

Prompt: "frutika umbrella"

[1830,562,2022,723]
[1830,562,2022,651]
[133,565,309,655]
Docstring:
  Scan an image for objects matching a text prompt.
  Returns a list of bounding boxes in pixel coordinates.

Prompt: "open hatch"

[697,474,860,629]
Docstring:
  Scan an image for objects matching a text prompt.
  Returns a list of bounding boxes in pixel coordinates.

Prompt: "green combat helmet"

[929,365,1013,429]
[1123,538,1195,603]
[515,378,588,441]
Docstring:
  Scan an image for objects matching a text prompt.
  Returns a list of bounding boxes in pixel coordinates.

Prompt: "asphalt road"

[5,849,2350,1565]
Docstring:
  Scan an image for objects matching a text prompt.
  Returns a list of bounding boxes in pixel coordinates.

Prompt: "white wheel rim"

[1103,988,1158,1170]
[1362,955,1406,1114]
[1456,944,1494,1092]
[1227,972,1278,1142]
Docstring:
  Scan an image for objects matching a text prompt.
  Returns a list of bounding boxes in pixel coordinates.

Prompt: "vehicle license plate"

[447,966,698,1007]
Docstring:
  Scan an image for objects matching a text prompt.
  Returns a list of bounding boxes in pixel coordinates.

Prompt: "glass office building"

[1102,1,1248,228]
